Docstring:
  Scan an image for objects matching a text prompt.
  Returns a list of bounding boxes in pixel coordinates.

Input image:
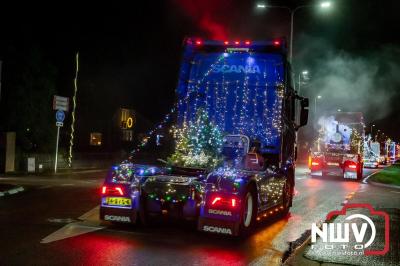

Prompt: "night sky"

[1,0,400,141]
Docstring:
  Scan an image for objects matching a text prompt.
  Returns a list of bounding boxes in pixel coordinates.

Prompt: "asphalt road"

[0,166,381,265]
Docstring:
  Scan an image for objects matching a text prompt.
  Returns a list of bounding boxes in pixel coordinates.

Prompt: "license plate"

[105,197,131,206]
[327,162,339,166]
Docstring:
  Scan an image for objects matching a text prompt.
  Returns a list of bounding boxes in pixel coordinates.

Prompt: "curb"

[362,170,380,184]
[363,169,400,189]
[0,186,25,197]
[368,180,400,190]
[282,230,313,265]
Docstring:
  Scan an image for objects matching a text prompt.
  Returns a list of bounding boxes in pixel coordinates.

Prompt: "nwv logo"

[312,214,375,246]
[212,65,261,74]
[311,204,390,256]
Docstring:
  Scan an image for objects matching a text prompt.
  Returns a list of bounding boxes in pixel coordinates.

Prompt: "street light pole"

[298,72,301,94]
[298,70,308,94]
[290,10,294,62]
[256,2,331,63]
[314,95,322,115]
[314,97,317,115]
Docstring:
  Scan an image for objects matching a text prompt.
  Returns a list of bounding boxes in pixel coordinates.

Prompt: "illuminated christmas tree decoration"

[168,109,223,169]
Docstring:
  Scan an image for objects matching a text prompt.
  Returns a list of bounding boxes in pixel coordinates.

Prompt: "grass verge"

[370,162,400,186]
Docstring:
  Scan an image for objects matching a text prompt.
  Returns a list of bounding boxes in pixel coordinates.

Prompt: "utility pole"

[0,61,2,103]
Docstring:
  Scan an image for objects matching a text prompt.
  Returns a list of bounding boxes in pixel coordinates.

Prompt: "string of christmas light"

[179,55,226,124]
[68,52,79,167]
[239,75,250,134]
[232,79,240,131]
[130,106,176,155]
[222,81,229,129]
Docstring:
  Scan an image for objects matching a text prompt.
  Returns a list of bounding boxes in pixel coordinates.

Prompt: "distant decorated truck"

[309,112,364,180]
[100,37,309,236]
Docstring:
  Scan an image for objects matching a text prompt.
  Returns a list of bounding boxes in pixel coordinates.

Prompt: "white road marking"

[390,191,400,194]
[48,218,77,224]
[362,170,381,184]
[41,205,103,244]
[41,223,104,244]
[78,205,100,221]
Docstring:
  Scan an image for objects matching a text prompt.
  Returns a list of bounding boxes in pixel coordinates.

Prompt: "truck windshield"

[177,50,285,152]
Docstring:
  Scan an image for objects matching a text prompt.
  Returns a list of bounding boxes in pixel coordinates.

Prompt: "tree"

[1,44,57,153]
[168,109,223,169]
[350,127,363,154]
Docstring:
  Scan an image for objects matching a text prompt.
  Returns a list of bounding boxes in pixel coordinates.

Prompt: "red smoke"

[174,0,229,39]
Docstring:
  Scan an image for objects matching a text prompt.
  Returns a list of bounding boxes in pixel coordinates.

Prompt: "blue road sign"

[56,110,65,122]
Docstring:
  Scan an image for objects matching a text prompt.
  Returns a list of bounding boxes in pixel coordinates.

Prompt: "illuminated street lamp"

[256,2,332,62]
[321,2,331,8]
[370,124,375,135]
[314,95,322,115]
[298,70,309,94]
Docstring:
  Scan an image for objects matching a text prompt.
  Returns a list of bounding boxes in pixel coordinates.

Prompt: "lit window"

[122,130,133,142]
[90,132,102,146]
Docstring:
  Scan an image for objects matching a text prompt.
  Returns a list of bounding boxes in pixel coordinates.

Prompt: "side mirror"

[297,97,309,130]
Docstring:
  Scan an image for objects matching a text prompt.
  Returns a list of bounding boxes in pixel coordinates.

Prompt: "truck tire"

[239,186,257,236]
[357,164,363,181]
[282,177,293,216]
[139,194,150,226]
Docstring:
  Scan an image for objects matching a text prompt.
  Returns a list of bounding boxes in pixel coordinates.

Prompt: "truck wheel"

[139,194,150,226]
[357,165,363,181]
[282,178,293,216]
[239,187,257,236]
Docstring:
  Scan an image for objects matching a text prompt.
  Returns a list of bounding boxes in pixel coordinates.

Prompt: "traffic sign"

[56,110,65,122]
[53,95,69,112]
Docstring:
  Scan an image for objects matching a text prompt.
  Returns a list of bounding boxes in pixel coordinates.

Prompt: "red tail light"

[231,199,236,207]
[234,41,240,45]
[244,40,251,45]
[101,186,124,196]
[115,187,124,195]
[224,41,229,45]
[212,197,221,205]
[273,40,280,46]
[195,40,202,45]
[210,196,238,208]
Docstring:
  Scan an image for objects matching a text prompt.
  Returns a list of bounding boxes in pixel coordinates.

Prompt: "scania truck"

[100,37,309,236]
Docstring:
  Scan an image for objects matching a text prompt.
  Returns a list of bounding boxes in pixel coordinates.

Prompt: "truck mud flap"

[343,171,357,179]
[198,217,240,236]
[100,206,137,224]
